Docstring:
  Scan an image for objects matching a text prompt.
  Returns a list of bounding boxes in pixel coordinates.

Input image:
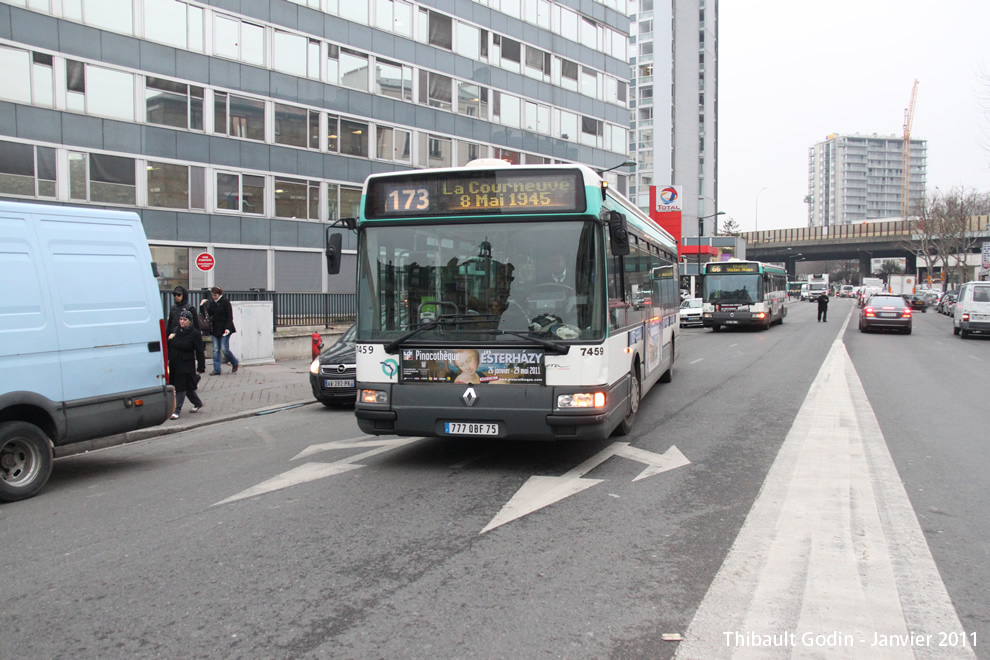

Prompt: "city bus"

[326,160,680,440]
[701,260,788,331]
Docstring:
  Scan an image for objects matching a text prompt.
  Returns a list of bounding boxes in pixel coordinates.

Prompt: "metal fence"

[160,289,356,330]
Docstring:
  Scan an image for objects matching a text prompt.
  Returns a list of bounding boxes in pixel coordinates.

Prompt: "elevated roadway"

[738,216,990,278]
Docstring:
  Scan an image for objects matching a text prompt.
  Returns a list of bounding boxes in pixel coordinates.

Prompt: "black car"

[309,325,357,407]
[902,294,928,312]
[859,295,913,334]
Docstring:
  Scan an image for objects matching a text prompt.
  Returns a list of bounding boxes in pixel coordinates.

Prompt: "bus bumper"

[703,312,768,328]
[354,381,626,441]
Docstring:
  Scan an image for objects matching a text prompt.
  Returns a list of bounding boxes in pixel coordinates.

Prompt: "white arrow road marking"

[675,310,974,658]
[214,436,422,506]
[481,443,690,534]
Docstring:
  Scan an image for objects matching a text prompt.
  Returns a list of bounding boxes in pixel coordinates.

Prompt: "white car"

[679,298,703,327]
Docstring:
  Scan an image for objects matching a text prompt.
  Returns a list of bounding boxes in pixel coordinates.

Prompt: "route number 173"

[387,188,429,211]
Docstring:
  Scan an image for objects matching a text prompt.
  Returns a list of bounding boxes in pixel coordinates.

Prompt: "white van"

[953,281,990,338]
[0,201,175,502]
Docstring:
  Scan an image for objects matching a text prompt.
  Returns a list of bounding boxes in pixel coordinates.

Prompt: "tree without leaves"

[717,217,741,236]
[907,188,990,287]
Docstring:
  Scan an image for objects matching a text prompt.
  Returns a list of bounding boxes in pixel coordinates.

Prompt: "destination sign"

[707,263,759,274]
[366,169,585,218]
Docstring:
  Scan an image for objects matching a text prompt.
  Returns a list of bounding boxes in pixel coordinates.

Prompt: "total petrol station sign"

[656,186,682,213]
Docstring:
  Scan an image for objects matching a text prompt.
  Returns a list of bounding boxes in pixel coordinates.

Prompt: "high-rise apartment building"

[807,133,927,227]
[628,0,717,239]
[0,0,632,292]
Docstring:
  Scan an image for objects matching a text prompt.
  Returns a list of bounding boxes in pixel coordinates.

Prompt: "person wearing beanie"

[167,285,200,334]
[167,309,206,418]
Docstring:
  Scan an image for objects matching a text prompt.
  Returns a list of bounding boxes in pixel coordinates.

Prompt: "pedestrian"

[166,285,200,334]
[816,291,829,322]
[167,310,206,419]
[200,286,240,375]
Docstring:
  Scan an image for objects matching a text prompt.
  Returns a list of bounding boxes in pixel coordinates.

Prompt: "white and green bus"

[327,160,680,440]
[702,260,788,331]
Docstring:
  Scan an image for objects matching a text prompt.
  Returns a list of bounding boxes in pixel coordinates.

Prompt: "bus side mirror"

[608,211,630,256]
[326,231,343,275]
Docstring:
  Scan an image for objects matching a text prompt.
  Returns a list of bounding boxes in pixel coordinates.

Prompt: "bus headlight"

[557,392,606,408]
[360,389,388,404]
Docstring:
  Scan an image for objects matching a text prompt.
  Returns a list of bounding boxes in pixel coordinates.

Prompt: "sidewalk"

[57,357,319,456]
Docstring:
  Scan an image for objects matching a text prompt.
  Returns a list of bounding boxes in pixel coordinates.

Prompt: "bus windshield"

[704,273,761,305]
[356,220,606,341]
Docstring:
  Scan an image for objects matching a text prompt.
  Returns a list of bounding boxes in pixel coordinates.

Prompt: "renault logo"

[462,387,478,406]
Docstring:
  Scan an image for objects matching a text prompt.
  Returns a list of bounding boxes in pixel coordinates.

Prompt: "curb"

[55,398,319,459]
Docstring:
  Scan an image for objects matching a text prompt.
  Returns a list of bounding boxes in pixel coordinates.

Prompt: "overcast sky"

[717,0,990,232]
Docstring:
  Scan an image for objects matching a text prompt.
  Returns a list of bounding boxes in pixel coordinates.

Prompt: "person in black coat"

[166,285,200,334]
[816,292,829,322]
[200,286,240,375]
[167,310,206,418]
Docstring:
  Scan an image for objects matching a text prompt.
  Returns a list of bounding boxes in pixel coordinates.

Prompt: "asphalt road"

[2,299,985,659]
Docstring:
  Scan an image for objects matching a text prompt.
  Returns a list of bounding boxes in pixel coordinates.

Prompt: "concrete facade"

[0,0,632,293]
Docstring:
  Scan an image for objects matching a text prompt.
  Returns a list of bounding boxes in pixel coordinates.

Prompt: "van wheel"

[953,325,960,336]
[0,422,54,503]
[615,367,641,436]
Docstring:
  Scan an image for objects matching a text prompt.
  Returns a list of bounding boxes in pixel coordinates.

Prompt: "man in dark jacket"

[200,286,240,375]
[166,286,200,334]
[167,310,206,418]
[816,292,829,322]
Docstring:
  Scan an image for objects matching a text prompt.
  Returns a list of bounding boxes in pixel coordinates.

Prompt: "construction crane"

[901,80,919,218]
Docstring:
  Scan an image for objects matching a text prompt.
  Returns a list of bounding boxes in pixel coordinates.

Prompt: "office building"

[807,133,927,227]
[627,0,717,239]
[0,0,632,292]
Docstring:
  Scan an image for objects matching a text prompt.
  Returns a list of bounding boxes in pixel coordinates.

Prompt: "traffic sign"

[195,252,215,271]
[982,241,990,270]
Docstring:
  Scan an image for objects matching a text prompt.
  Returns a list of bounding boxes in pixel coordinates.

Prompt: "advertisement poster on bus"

[646,318,662,374]
[400,347,545,384]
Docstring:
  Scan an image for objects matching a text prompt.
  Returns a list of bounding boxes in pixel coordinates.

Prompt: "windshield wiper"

[494,329,570,354]
[382,314,502,354]
[383,319,444,354]
[383,318,571,355]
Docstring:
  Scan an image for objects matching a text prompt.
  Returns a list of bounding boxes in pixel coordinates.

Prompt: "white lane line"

[690,358,704,365]
[675,309,973,659]
[729,343,739,348]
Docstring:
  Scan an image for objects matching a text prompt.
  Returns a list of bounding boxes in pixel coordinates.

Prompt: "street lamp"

[595,159,636,176]
[695,210,726,296]
[755,186,768,233]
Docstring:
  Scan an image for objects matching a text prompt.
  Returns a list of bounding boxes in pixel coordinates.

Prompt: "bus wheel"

[615,367,641,436]
[0,421,54,503]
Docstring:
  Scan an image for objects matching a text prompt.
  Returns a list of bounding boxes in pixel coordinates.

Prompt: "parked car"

[679,298,703,327]
[902,294,928,312]
[309,325,357,407]
[938,291,958,315]
[921,290,941,308]
[953,281,990,338]
[859,295,913,334]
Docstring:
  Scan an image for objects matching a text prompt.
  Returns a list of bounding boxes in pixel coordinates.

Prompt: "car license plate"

[880,312,897,317]
[973,314,989,321]
[444,422,498,436]
[726,320,739,324]
[324,379,355,388]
